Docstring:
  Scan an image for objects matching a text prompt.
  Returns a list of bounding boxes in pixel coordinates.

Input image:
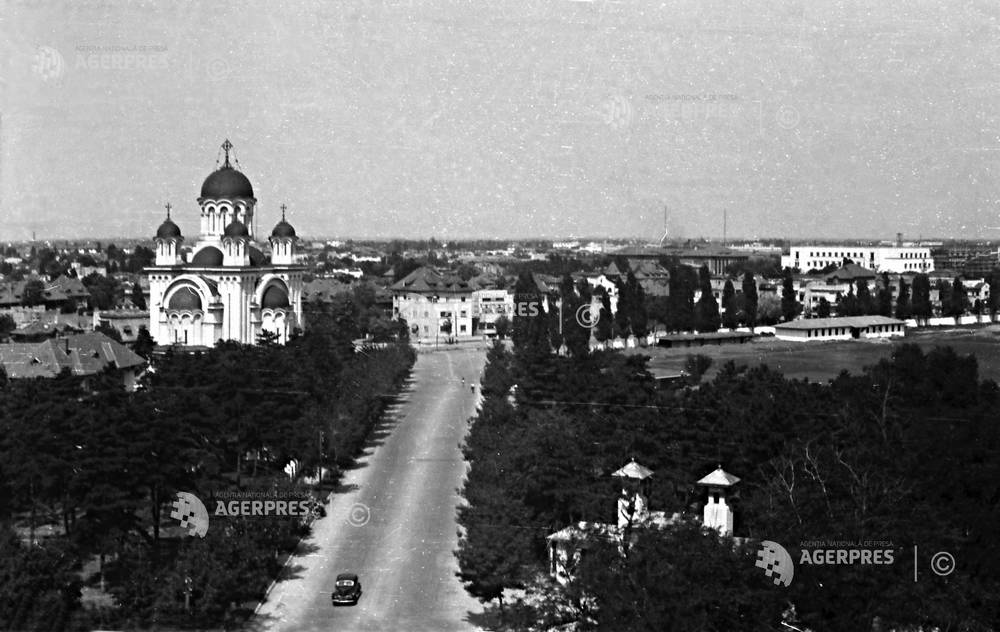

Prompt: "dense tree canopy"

[458,317,1000,630]
[0,312,415,630]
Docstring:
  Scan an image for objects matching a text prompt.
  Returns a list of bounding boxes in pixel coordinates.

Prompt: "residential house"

[0,331,146,390]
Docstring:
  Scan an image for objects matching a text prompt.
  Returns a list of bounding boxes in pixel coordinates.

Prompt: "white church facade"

[145,140,305,347]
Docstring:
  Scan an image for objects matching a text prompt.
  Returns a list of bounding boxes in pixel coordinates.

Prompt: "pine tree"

[694,265,721,333]
[989,268,1000,316]
[593,287,613,342]
[667,266,696,332]
[511,272,550,359]
[911,274,932,321]
[741,273,758,329]
[780,268,799,322]
[130,282,147,310]
[876,272,893,316]
[625,270,648,336]
[837,282,858,316]
[817,297,832,318]
[559,275,588,357]
[614,277,630,337]
[721,279,739,329]
[948,277,968,318]
[895,276,911,320]
[856,279,873,315]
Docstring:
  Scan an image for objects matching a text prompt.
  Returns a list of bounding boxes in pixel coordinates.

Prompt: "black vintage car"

[331,573,362,605]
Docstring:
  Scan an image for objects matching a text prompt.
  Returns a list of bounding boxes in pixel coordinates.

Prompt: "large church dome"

[201,166,254,199]
[199,139,255,199]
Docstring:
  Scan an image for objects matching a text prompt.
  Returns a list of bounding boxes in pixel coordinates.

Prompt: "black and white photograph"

[1,1,999,630]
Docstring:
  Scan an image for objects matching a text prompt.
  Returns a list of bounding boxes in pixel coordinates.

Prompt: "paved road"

[251,347,487,632]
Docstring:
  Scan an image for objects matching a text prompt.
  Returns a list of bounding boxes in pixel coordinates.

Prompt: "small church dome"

[155,203,181,239]
[156,218,181,239]
[223,220,250,238]
[270,204,296,238]
[271,220,296,238]
[191,246,224,266]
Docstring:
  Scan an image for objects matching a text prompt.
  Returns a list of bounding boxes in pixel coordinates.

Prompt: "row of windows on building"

[803,251,875,259]
[805,324,901,337]
[410,309,469,319]
[803,259,929,270]
[801,251,928,260]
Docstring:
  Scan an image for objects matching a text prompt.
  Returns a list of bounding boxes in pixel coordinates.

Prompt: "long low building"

[773,316,906,342]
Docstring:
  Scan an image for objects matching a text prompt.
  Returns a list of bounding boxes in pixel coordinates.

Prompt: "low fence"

[904,314,999,328]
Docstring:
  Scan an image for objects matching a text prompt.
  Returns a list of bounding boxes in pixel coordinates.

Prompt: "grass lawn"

[626,325,1000,384]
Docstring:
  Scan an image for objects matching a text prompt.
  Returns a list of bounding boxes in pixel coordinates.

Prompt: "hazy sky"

[2,0,999,241]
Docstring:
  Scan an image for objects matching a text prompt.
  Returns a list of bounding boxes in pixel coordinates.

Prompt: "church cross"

[165,202,172,219]
[280,203,287,221]
[221,139,233,167]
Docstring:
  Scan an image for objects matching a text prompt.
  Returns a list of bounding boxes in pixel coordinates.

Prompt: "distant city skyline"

[2,1,999,241]
[6,233,998,247]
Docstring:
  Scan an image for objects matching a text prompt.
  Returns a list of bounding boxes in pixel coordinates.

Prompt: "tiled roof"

[612,459,654,480]
[49,275,91,299]
[390,267,473,294]
[0,332,145,379]
[775,315,905,330]
[0,275,91,306]
[676,247,748,258]
[9,321,83,340]
[302,278,352,302]
[696,467,741,487]
[824,263,877,282]
[629,259,669,279]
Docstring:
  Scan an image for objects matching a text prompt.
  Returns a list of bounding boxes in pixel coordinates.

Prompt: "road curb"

[252,494,330,617]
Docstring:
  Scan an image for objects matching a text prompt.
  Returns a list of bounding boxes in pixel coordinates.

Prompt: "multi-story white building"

[782,246,933,273]
[473,288,514,338]
[390,267,476,343]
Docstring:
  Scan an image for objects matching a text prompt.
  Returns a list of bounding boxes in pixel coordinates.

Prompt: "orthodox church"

[146,140,304,347]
